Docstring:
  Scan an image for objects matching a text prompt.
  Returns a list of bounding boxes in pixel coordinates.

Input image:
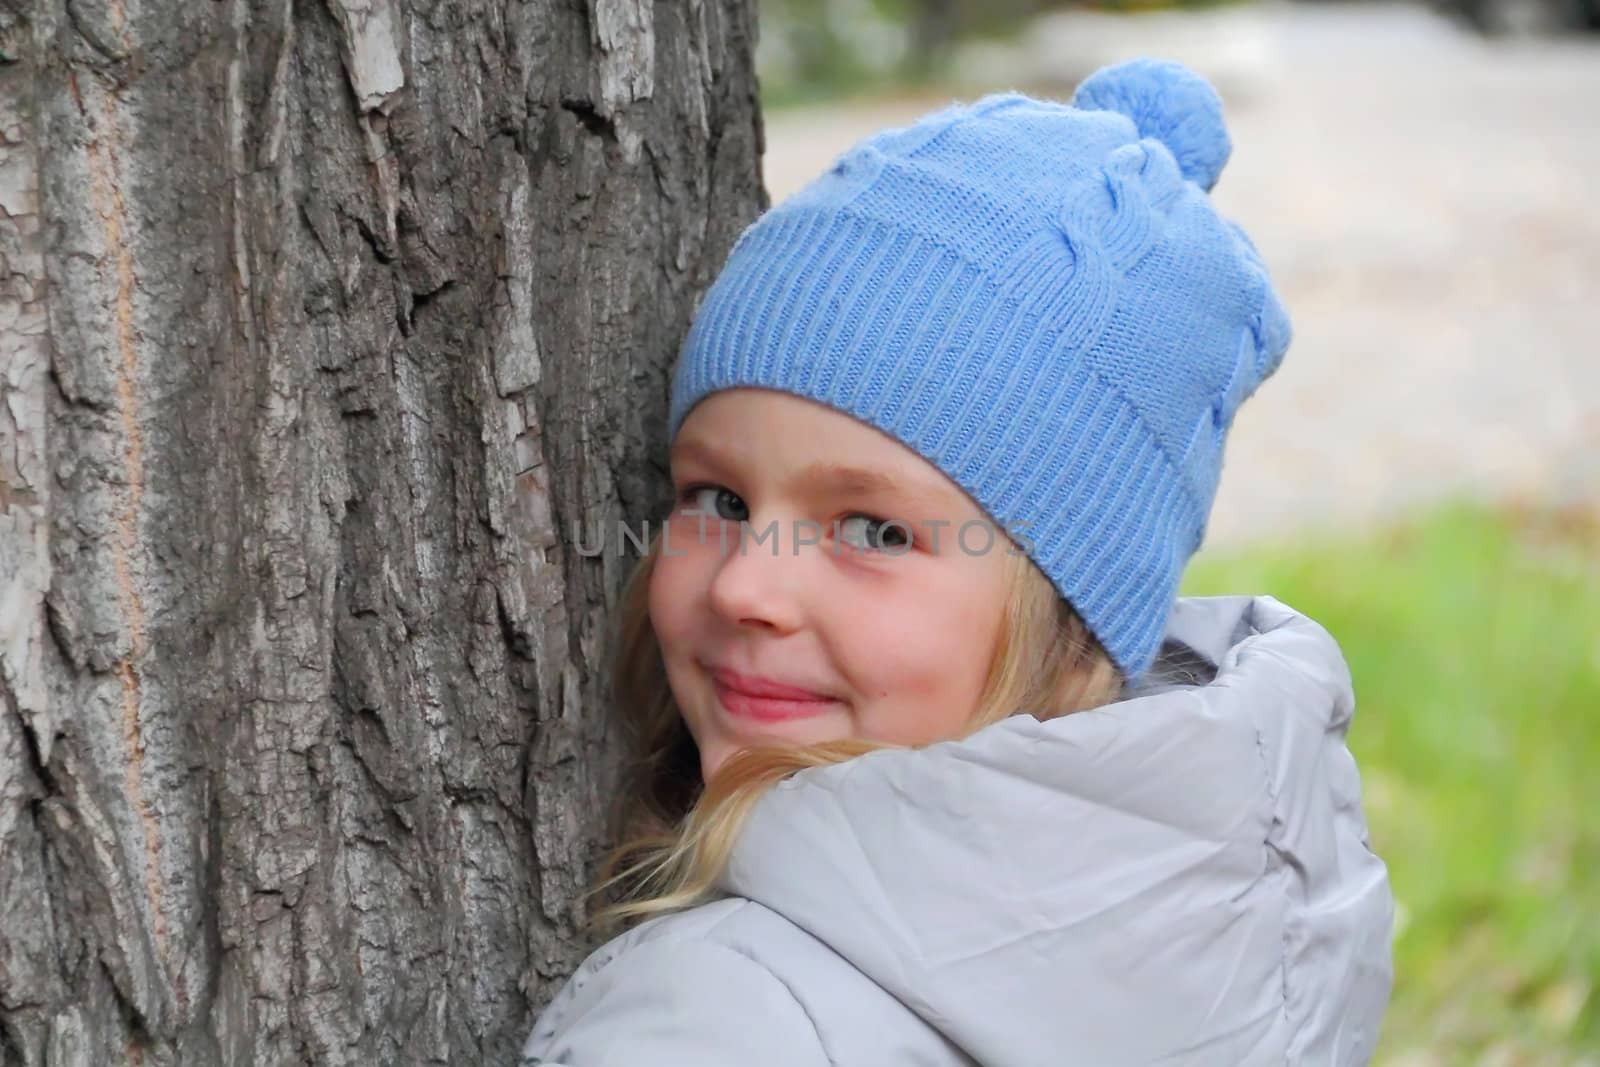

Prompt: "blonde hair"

[586,526,1124,932]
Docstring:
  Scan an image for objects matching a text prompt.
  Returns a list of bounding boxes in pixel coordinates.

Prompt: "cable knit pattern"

[667,58,1292,681]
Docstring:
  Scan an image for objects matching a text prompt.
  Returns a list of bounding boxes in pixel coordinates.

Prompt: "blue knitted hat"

[666,58,1291,682]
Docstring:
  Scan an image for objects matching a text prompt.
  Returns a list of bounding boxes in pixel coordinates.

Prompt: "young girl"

[521,57,1394,1066]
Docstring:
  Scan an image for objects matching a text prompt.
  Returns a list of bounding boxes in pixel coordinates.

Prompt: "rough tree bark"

[0,0,765,1062]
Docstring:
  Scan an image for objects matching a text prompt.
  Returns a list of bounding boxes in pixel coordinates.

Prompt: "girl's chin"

[696,725,851,780]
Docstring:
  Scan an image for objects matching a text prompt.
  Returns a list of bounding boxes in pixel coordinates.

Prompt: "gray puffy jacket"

[521,595,1395,1065]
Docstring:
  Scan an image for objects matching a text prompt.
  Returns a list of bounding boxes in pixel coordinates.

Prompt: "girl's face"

[651,388,1014,782]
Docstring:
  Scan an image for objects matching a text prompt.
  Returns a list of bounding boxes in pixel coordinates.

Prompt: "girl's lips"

[708,667,838,723]
[709,666,831,700]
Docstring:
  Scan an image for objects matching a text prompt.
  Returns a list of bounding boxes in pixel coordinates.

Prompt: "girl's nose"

[704,517,814,634]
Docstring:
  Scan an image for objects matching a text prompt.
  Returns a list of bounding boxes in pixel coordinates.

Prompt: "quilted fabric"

[522,595,1394,1066]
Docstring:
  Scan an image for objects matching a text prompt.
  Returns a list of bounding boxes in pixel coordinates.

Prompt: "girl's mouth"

[708,667,839,723]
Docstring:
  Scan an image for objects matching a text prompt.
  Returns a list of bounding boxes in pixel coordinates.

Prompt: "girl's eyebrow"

[671,438,959,510]
[795,461,920,500]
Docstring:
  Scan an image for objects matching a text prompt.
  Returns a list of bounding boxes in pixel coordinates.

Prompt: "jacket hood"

[718,594,1395,1065]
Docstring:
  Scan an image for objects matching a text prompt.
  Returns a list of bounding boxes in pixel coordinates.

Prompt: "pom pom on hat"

[1071,57,1232,192]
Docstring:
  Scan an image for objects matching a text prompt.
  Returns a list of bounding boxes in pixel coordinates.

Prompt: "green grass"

[1182,498,1600,1064]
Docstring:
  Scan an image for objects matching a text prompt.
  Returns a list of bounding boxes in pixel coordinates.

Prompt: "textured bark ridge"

[0,0,764,1062]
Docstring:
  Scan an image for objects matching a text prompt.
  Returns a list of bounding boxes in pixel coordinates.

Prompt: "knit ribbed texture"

[667,59,1291,682]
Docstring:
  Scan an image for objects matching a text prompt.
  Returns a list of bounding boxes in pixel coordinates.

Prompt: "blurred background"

[754,2,1599,1063]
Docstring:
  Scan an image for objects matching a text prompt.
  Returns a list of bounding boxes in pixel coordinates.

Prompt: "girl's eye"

[681,485,748,522]
[675,486,908,553]
[838,514,911,553]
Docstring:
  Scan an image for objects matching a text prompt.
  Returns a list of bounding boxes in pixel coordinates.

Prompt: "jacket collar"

[719,595,1394,1065]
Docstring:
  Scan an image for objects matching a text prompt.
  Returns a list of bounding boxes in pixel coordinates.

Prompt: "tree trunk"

[0,0,764,1061]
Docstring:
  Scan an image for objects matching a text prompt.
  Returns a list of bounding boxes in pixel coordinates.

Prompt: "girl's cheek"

[649,523,724,633]
[663,511,740,557]
[648,542,697,635]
